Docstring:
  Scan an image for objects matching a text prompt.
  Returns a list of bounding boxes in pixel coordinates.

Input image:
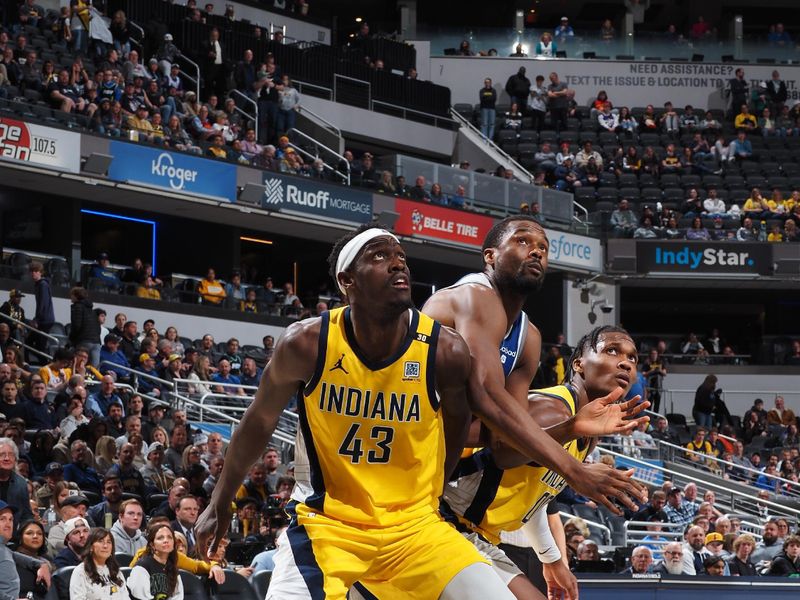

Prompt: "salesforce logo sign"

[151,152,198,190]
[545,230,602,272]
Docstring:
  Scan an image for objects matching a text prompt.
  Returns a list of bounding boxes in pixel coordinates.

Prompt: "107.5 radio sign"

[0,117,80,173]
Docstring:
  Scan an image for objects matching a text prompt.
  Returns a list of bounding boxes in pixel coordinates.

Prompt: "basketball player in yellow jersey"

[421,216,646,513]
[444,326,641,599]
[195,225,516,600]
[353,326,643,600]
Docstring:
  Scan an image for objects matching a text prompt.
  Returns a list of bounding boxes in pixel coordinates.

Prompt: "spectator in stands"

[610,199,637,238]
[575,140,602,169]
[597,102,619,132]
[760,107,778,137]
[686,216,711,240]
[193,268,227,306]
[525,75,548,132]
[751,519,784,563]
[682,525,711,575]
[0,436,32,525]
[211,358,244,396]
[728,533,757,575]
[164,425,188,476]
[655,542,690,575]
[63,439,102,494]
[505,66,531,110]
[140,442,175,493]
[547,72,570,132]
[631,489,667,523]
[200,27,226,99]
[664,487,697,527]
[407,176,430,202]
[660,102,680,135]
[767,395,796,428]
[478,77,496,140]
[533,32,556,58]
[621,546,653,574]
[110,498,145,556]
[54,515,90,568]
[767,535,800,576]
[276,75,300,135]
[554,16,575,43]
[730,130,754,161]
[502,102,523,133]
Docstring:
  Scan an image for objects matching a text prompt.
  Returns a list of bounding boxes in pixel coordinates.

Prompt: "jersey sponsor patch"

[403,361,421,381]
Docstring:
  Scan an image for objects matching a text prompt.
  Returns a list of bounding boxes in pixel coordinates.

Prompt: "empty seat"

[597,187,619,201]
[619,187,641,200]
[518,130,538,144]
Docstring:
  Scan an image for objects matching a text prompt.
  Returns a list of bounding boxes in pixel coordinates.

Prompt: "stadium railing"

[659,388,800,416]
[597,446,800,523]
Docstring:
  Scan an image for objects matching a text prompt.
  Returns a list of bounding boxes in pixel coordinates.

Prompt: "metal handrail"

[292,79,333,100]
[449,107,535,184]
[176,54,201,100]
[99,360,176,391]
[559,511,612,545]
[5,337,52,361]
[372,99,457,129]
[622,520,684,548]
[655,439,800,492]
[333,73,371,107]
[598,446,800,519]
[228,90,259,141]
[128,21,145,53]
[287,127,350,184]
[0,312,59,342]
[295,104,341,139]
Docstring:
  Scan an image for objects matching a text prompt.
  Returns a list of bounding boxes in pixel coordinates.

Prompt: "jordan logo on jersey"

[329,353,349,374]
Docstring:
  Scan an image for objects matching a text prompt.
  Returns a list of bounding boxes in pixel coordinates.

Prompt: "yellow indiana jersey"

[293,306,445,527]
[442,385,590,545]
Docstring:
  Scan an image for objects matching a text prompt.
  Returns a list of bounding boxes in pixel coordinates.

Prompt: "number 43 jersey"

[294,306,445,527]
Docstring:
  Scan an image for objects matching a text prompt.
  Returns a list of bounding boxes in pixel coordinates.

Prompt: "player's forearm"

[209,407,278,507]
[469,381,582,481]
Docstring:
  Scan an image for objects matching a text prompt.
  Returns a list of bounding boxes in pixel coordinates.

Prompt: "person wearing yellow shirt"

[768,224,784,242]
[150,112,166,144]
[206,134,228,159]
[126,105,156,142]
[734,104,757,131]
[197,268,226,305]
[743,187,776,219]
[38,348,73,392]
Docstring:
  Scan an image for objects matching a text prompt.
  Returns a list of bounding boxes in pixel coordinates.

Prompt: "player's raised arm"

[452,289,643,512]
[194,319,319,557]
[435,326,474,482]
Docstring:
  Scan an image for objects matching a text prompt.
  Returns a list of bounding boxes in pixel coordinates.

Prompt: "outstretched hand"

[570,465,645,514]
[542,560,578,600]
[572,387,650,438]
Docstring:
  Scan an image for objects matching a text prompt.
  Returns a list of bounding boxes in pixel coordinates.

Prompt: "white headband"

[335,228,399,294]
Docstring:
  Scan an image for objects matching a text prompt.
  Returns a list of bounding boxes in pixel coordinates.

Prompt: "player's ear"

[572,356,583,375]
[337,271,354,294]
[483,247,496,267]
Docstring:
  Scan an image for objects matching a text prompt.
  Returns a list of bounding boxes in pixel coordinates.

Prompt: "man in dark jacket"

[0,438,33,526]
[767,535,800,576]
[69,287,101,366]
[505,66,531,111]
[0,289,26,342]
[29,262,54,356]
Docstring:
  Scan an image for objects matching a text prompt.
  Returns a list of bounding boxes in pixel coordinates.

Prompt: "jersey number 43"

[338,423,395,464]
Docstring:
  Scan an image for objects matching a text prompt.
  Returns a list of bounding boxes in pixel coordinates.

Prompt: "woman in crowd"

[181,445,205,475]
[4,346,32,383]
[618,106,637,136]
[151,426,169,449]
[127,523,184,600]
[13,519,50,561]
[163,327,185,356]
[187,355,213,396]
[70,527,130,600]
[95,435,118,474]
[686,216,711,240]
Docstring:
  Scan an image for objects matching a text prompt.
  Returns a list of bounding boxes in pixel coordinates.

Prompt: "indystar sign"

[637,241,772,275]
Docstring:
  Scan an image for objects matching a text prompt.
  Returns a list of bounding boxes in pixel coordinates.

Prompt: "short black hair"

[481,215,545,253]
[327,223,384,281]
[564,325,632,384]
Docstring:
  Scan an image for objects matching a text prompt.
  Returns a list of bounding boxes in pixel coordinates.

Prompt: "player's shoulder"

[434,324,471,374]
[278,315,324,355]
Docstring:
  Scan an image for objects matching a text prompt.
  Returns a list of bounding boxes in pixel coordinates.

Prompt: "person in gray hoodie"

[110,498,146,556]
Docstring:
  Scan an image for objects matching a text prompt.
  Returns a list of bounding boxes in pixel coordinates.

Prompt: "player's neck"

[571,378,590,411]
[349,306,411,363]
[486,272,527,326]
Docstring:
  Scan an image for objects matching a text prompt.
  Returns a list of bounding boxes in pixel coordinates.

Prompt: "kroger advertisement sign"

[108,141,236,201]
[262,174,373,223]
[544,228,602,273]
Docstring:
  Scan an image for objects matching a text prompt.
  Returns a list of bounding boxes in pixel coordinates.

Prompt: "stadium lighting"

[240,236,274,245]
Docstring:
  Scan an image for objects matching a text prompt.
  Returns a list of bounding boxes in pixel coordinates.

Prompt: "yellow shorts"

[266,502,487,600]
